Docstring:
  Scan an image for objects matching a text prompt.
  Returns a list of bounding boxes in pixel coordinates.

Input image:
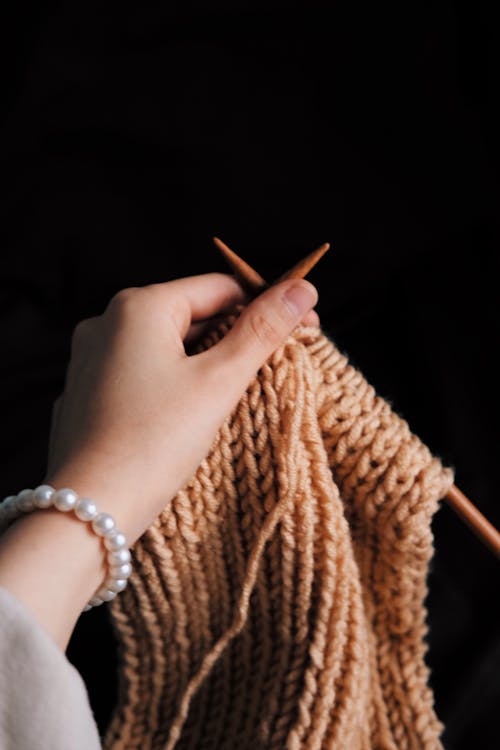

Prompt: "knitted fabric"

[102,309,454,750]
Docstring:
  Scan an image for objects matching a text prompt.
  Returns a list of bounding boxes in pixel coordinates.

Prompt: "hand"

[0,271,319,650]
[45,272,319,546]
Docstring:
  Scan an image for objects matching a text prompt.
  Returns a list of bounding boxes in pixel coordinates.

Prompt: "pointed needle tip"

[212,236,226,250]
[275,242,331,283]
[211,236,268,291]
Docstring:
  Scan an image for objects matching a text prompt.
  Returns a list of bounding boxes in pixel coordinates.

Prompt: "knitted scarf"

[102,309,453,750]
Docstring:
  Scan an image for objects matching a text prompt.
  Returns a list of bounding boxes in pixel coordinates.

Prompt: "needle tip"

[275,242,331,283]
[212,236,268,291]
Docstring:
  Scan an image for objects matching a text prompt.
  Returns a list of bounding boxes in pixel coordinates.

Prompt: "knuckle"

[106,286,177,335]
[106,287,147,324]
[71,317,93,341]
[109,287,139,309]
[248,310,283,349]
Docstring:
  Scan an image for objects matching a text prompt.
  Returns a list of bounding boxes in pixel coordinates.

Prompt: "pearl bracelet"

[0,485,132,613]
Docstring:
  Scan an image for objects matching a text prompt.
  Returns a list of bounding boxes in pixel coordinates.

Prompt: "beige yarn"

[102,308,453,750]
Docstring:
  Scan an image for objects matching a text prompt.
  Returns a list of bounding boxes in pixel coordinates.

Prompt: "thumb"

[201,278,318,385]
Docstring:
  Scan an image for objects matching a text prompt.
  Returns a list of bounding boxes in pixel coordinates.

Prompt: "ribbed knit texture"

[103,308,453,750]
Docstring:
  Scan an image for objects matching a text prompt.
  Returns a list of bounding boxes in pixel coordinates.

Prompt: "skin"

[0,272,319,651]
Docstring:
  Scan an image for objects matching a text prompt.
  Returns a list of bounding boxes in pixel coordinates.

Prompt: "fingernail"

[282,281,318,317]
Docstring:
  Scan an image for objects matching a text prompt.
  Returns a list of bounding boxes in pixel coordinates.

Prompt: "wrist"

[42,466,147,547]
[0,506,107,651]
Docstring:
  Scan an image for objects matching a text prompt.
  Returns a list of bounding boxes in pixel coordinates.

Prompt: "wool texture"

[102,308,454,750]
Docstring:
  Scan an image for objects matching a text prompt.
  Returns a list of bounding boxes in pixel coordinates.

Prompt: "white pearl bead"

[109,562,132,579]
[92,512,115,536]
[107,548,131,566]
[33,485,55,509]
[75,497,98,521]
[17,489,35,511]
[103,530,127,551]
[96,588,117,602]
[105,578,127,593]
[53,488,78,512]
[1,496,18,516]
[0,496,17,530]
[3,483,131,613]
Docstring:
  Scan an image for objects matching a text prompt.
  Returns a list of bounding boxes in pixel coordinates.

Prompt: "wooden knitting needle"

[213,236,330,295]
[213,236,500,560]
[212,237,269,294]
[274,242,331,284]
[444,485,500,559]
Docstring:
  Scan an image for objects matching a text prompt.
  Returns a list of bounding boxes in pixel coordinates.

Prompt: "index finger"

[144,272,250,338]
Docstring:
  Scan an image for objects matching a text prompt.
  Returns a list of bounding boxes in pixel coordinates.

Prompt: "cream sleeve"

[0,586,101,750]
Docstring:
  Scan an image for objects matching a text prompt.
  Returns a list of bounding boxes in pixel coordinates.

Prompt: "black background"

[0,2,498,748]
